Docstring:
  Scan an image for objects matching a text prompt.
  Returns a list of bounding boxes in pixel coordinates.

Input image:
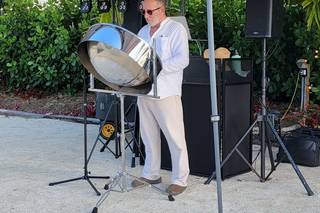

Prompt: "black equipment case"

[277,127,320,167]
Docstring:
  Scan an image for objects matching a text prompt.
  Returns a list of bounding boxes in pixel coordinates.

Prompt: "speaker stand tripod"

[91,93,174,213]
[49,73,110,196]
[205,38,314,196]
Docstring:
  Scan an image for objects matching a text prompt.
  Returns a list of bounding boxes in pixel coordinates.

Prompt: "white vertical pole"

[206,0,223,212]
[120,94,127,191]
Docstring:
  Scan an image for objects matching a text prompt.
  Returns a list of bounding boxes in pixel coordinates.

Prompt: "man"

[132,0,190,196]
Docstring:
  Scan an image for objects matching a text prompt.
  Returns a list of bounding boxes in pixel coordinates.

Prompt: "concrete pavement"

[0,115,319,213]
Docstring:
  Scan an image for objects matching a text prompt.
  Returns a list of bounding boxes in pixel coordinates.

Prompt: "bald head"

[142,0,167,27]
[154,0,166,7]
[142,0,166,8]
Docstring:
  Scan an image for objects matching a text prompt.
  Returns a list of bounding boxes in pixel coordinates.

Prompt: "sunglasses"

[141,6,161,15]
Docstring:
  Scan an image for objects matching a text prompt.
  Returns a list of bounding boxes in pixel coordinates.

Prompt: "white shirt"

[138,18,189,99]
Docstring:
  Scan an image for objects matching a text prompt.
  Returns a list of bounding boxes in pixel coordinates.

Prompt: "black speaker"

[245,0,284,38]
[161,57,253,179]
[122,0,145,33]
[95,93,137,123]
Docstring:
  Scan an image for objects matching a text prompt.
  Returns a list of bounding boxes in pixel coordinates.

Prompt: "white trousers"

[137,96,189,186]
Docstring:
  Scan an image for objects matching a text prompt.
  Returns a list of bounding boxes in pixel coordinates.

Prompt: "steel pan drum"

[78,23,161,94]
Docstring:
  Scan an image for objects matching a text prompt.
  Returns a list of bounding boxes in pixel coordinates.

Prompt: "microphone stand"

[48,71,110,196]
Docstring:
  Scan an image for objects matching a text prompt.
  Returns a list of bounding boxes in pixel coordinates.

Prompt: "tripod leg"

[115,98,121,158]
[266,118,314,196]
[265,129,275,173]
[95,173,122,209]
[260,119,266,182]
[89,108,115,159]
[115,135,121,158]
[130,131,146,167]
[88,135,104,163]
[139,141,145,165]
[85,177,101,196]
[235,149,262,179]
[131,134,138,167]
[125,137,134,151]
[100,137,112,152]
[265,154,285,180]
[205,119,258,184]
[100,139,107,152]
[49,177,83,186]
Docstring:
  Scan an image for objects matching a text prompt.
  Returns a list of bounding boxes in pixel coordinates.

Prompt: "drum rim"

[77,23,160,94]
[83,23,150,48]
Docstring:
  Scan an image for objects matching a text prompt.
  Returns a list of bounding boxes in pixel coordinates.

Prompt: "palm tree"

[302,0,320,30]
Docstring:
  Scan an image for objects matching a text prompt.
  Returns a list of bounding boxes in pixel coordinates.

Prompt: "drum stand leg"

[91,94,174,213]
[97,96,145,167]
[49,73,110,196]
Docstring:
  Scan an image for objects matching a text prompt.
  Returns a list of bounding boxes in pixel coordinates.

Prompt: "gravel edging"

[0,109,100,125]
[0,109,301,132]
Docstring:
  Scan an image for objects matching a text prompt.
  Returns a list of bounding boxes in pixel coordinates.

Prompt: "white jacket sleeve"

[161,25,189,74]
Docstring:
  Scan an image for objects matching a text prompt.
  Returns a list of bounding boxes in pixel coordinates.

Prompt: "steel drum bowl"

[78,23,161,94]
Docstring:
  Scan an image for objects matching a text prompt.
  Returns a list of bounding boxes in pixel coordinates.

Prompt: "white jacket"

[138,18,189,99]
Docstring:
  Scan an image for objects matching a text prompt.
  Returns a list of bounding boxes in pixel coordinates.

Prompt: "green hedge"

[0,0,319,102]
[168,0,320,103]
[0,0,99,94]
